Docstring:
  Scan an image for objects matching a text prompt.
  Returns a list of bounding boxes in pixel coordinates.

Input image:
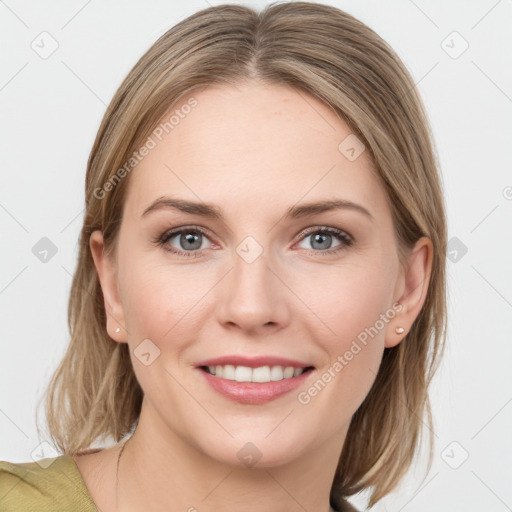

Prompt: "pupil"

[312,233,331,250]
[182,233,201,250]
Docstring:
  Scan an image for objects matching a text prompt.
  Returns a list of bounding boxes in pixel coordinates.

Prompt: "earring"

[115,327,121,333]
[395,326,405,334]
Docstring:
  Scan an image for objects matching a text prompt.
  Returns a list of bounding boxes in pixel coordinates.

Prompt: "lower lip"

[197,367,314,404]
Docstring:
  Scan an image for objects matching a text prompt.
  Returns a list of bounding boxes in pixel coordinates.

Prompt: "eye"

[295,227,353,255]
[155,225,353,258]
[157,226,214,257]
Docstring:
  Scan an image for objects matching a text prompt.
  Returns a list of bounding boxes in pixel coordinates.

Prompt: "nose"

[215,247,290,335]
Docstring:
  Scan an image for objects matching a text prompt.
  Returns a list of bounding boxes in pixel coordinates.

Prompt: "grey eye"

[166,230,212,251]
[298,231,342,251]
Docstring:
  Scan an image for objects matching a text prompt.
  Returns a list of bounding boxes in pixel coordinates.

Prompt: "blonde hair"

[40,1,447,506]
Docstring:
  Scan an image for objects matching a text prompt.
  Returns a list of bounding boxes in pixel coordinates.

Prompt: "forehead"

[123,81,387,222]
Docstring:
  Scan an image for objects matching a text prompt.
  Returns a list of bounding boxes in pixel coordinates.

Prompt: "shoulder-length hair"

[40,2,447,506]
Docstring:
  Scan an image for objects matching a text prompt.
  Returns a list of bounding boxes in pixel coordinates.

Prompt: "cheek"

[118,257,215,349]
[118,262,204,399]
[297,259,394,343]
[294,262,394,412]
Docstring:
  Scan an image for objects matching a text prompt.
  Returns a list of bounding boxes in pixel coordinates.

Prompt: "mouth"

[195,361,316,404]
[199,364,315,383]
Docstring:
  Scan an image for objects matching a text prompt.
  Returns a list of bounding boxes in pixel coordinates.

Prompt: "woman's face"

[91,81,430,468]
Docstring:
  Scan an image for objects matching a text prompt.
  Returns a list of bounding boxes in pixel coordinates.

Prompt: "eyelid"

[292,225,353,255]
[294,225,353,243]
[158,225,216,251]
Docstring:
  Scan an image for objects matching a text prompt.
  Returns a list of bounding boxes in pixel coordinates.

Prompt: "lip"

[195,355,312,369]
[198,368,314,404]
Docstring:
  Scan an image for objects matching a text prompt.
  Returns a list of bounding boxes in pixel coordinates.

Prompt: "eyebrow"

[141,196,374,222]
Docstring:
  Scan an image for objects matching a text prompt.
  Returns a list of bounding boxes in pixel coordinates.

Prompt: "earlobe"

[89,230,127,343]
[385,236,433,348]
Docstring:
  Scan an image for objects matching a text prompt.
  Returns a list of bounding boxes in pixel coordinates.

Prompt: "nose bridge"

[217,235,288,331]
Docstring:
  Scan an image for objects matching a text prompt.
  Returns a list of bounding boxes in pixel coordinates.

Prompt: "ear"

[89,230,127,343]
[385,236,433,348]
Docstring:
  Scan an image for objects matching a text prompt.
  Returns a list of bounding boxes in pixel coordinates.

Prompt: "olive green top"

[0,455,98,511]
[0,455,359,511]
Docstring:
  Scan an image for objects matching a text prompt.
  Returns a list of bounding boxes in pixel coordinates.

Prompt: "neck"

[116,398,346,512]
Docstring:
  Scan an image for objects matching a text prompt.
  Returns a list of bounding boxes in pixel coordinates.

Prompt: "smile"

[197,365,315,404]
[201,364,312,383]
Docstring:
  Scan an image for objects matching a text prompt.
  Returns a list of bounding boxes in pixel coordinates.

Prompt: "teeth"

[205,365,306,383]
[252,366,270,382]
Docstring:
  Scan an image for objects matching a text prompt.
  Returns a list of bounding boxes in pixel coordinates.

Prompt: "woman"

[0,2,446,511]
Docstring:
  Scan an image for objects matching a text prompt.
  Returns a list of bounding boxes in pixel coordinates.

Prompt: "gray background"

[1,0,511,510]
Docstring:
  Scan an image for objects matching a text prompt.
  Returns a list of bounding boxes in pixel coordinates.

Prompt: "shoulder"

[0,455,98,512]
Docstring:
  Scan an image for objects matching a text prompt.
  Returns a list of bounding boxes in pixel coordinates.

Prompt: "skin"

[76,80,433,512]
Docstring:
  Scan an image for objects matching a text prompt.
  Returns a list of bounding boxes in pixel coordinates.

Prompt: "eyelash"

[154,225,353,258]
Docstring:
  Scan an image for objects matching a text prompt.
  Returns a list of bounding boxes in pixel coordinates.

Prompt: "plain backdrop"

[1,0,511,510]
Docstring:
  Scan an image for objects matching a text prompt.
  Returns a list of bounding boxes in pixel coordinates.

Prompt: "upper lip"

[195,355,314,369]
